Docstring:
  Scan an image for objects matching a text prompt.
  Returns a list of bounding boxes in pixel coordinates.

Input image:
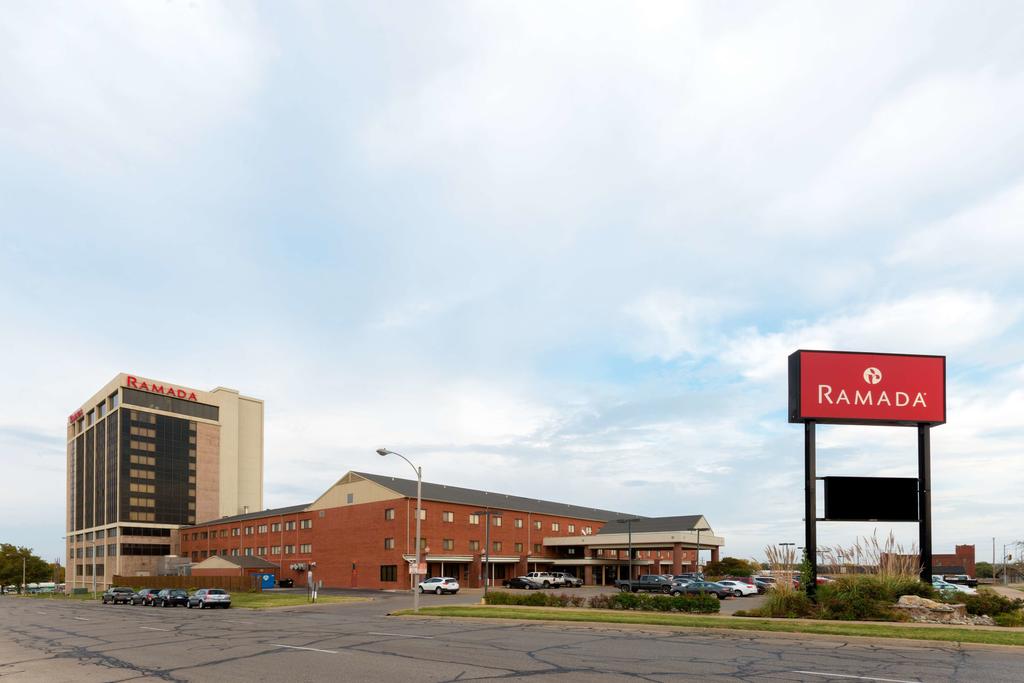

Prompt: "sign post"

[789,350,945,597]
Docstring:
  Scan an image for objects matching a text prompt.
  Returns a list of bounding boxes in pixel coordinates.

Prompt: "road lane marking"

[72,617,89,621]
[270,644,339,654]
[366,632,434,639]
[139,626,171,631]
[793,672,919,683]
[224,620,253,624]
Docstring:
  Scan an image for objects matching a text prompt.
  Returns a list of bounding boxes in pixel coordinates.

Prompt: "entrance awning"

[402,554,473,563]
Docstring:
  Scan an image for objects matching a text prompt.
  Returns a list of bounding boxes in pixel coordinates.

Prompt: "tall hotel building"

[66,374,263,589]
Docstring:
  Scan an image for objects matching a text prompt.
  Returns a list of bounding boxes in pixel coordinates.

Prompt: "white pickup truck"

[523,572,565,588]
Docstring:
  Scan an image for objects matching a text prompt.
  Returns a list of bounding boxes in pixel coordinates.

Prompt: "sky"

[1,1,1023,567]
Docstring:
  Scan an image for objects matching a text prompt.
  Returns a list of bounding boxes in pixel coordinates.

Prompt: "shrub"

[993,610,1024,627]
[947,589,1024,617]
[814,576,918,621]
[486,590,717,613]
[587,593,611,610]
[745,587,814,618]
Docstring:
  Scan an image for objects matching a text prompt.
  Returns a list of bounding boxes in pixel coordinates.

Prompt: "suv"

[524,572,563,588]
[101,587,134,604]
[553,572,583,587]
[132,588,161,606]
[155,588,189,607]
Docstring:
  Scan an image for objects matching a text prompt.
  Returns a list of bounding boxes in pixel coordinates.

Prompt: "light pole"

[616,518,640,582]
[377,448,422,612]
[696,528,701,575]
[473,510,501,598]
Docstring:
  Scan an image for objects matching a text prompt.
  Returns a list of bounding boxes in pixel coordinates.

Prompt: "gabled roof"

[353,471,637,522]
[195,554,279,569]
[193,503,310,527]
[594,515,709,535]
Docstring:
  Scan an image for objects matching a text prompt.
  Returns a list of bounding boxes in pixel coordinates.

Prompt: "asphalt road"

[2,592,1022,682]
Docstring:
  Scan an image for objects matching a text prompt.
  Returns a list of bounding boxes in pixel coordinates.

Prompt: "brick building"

[932,544,975,577]
[179,471,724,589]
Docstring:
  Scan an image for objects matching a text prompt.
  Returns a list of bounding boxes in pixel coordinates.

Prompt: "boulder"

[894,595,968,624]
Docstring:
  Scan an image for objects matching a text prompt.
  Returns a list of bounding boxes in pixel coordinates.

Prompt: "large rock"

[894,595,968,623]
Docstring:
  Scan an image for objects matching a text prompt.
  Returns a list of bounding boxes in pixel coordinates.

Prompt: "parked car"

[716,580,758,597]
[671,573,705,582]
[278,578,294,588]
[132,588,161,606]
[418,577,460,594]
[101,587,134,604]
[675,580,731,599]
[503,576,542,590]
[187,588,231,609]
[752,577,775,593]
[553,572,583,587]
[155,589,189,607]
[523,572,563,588]
[932,578,961,597]
[615,575,675,593]
[937,574,979,589]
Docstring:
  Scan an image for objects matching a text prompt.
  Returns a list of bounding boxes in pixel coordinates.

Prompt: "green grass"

[395,606,1024,647]
[12,592,98,601]
[231,593,369,609]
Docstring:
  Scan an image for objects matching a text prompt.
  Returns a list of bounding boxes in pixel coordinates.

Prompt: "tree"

[976,561,993,579]
[0,544,52,588]
[703,556,760,578]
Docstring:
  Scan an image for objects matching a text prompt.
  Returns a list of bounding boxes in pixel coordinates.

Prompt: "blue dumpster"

[260,573,276,589]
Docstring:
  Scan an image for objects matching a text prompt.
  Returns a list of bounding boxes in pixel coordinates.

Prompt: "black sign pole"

[918,424,932,583]
[804,420,817,600]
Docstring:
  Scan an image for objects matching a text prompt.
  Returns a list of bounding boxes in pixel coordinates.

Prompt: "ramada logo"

[126,375,198,402]
[818,366,927,409]
[863,367,882,384]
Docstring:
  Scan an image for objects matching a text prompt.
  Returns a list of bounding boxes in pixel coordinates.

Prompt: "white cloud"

[0,1,268,170]
[624,290,731,360]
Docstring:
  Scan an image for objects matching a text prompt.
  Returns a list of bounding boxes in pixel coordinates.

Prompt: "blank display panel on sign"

[823,477,919,522]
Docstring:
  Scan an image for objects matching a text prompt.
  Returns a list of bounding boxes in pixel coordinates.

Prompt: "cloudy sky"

[2,1,1022,566]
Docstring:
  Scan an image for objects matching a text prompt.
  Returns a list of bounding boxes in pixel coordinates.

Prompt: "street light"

[473,510,501,598]
[377,448,422,612]
[616,518,640,582]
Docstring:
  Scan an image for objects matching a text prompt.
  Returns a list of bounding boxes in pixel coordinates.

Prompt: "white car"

[418,577,460,594]
[524,572,563,588]
[716,580,758,597]
[932,576,977,595]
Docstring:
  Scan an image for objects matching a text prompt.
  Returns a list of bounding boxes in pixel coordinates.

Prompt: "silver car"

[187,588,231,609]
[553,572,583,587]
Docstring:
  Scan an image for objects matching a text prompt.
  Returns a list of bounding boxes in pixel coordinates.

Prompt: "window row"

[382,507,587,533]
[383,537,539,554]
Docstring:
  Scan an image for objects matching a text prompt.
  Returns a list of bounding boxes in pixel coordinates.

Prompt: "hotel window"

[258,525,268,533]
[346,493,354,504]
[468,513,480,525]
[257,547,266,555]
[380,565,397,582]
[285,521,296,531]
[417,508,426,521]
[244,547,253,556]
[384,508,395,520]
[231,528,240,536]
[98,402,107,419]
[300,544,312,553]
[442,538,454,550]
[514,518,523,528]
[583,526,592,535]
[384,537,395,550]
[219,529,227,538]
[493,516,502,527]
[514,542,523,553]
[284,545,295,554]
[567,524,575,533]
[245,526,253,535]
[110,392,120,409]
[271,546,281,555]
[271,523,281,532]
[87,410,94,426]
[567,548,576,555]
[493,541,502,552]
[230,548,238,556]
[469,540,480,551]
[300,519,312,529]
[533,520,542,530]
[418,537,427,550]
[533,544,541,554]
[551,522,559,531]
[442,511,454,523]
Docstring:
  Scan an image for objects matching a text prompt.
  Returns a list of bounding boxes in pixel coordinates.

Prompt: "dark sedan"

[155,588,189,607]
[673,580,731,599]
[502,577,542,590]
[132,588,161,606]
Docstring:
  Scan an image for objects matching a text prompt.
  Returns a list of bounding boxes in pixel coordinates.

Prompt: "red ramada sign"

[126,375,199,402]
[788,350,945,426]
[68,408,84,425]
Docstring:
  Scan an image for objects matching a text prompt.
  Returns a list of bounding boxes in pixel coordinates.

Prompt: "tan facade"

[65,373,264,592]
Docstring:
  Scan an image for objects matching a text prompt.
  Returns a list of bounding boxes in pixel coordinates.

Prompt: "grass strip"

[12,592,97,600]
[396,606,1024,647]
[231,593,369,609]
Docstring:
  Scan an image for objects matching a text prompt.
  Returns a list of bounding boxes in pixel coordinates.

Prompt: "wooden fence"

[112,575,261,592]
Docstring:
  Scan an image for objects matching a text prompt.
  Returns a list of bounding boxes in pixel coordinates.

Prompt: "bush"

[743,587,815,618]
[993,610,1024,627]
[485,590,718,613]
[947,588,1024,617]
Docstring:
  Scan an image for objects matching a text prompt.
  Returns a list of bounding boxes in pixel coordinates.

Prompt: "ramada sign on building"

[789,350,946,594]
